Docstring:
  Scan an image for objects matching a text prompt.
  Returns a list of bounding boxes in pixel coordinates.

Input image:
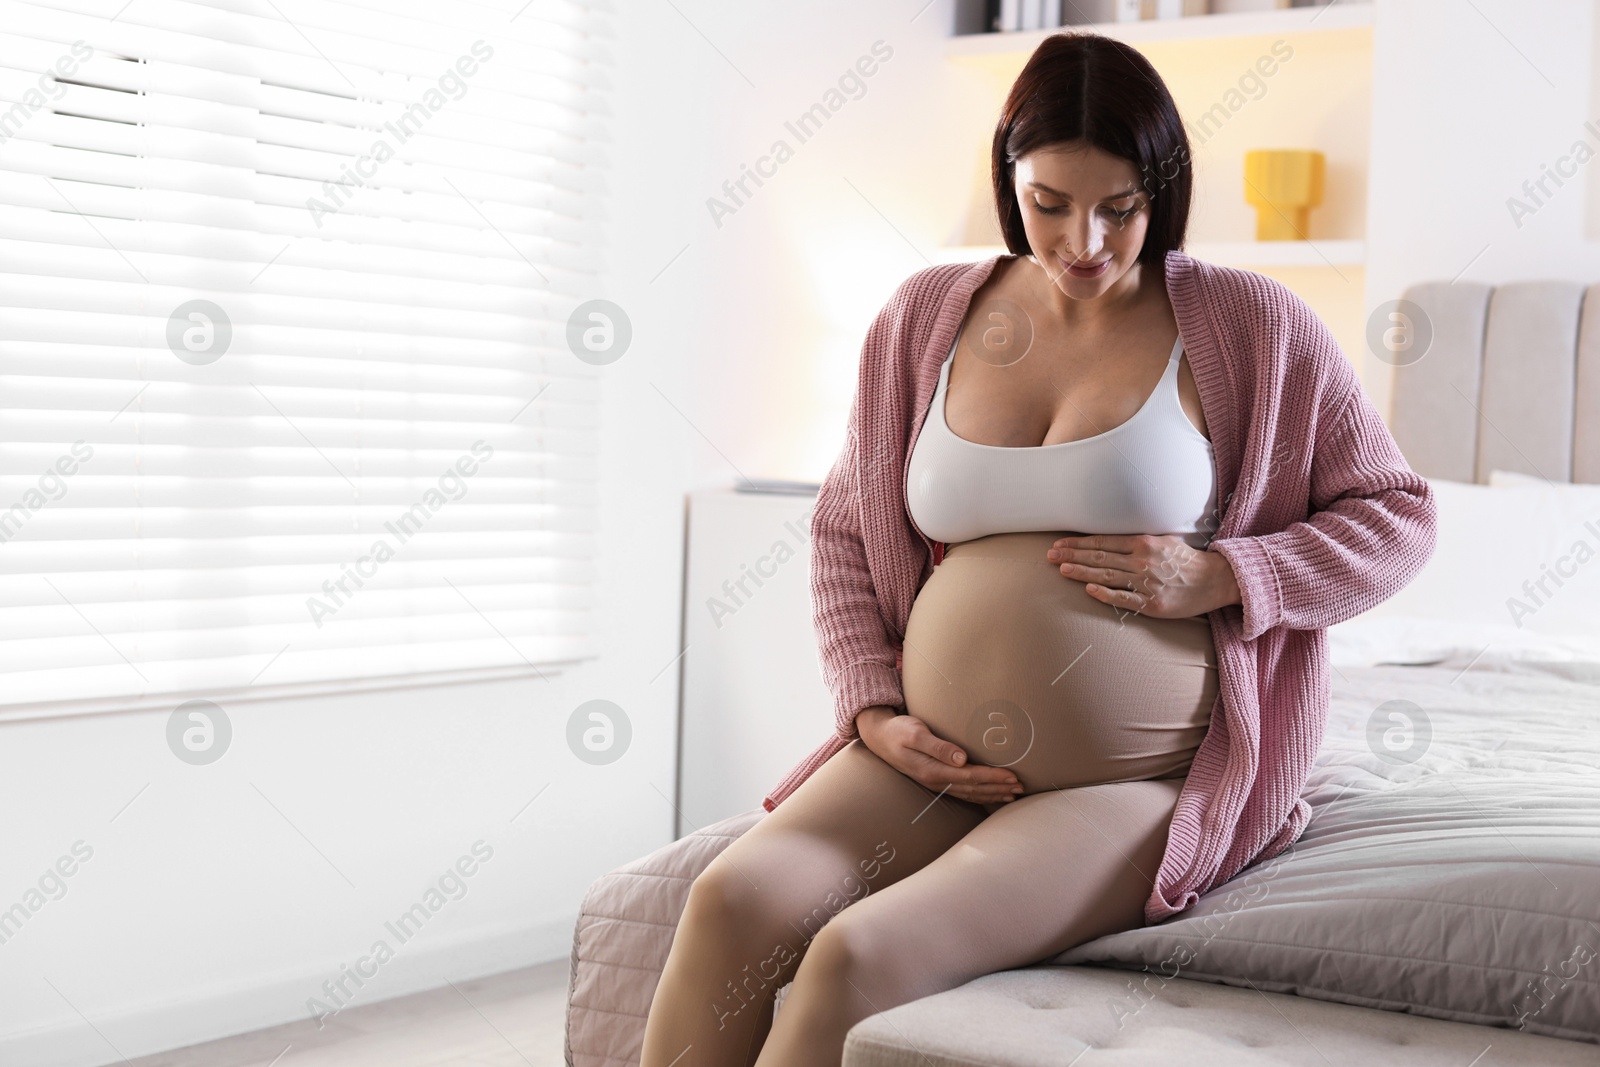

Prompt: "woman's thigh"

[648,741,990,1057]
[794,776,1185,998]
[698,738,988,951]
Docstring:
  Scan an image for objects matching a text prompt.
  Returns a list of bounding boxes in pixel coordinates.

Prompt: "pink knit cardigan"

[761,249,1438,924]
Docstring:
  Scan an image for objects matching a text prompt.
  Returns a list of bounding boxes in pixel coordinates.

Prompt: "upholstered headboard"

[1386,280,1600,485]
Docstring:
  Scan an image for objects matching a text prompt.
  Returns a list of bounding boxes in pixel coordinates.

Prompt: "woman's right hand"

[855,706,1024,805]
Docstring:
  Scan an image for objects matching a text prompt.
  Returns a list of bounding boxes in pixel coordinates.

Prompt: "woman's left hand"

[1047,534,1241,619]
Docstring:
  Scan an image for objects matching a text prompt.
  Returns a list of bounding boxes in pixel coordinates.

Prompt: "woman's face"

[1013,142,1151,300]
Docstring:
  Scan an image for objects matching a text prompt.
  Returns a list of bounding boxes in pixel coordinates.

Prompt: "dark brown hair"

[992,32,1192,270]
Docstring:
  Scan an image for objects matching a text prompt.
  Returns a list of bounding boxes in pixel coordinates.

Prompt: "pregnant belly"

[900,531,1217,795]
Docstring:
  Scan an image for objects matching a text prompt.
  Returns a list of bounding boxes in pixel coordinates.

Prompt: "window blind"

[0,0,606,717]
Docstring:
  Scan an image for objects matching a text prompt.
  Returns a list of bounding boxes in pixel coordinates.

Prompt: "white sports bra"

[905,329,1219,549]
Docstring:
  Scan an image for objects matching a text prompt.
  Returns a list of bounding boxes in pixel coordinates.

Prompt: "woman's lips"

[1062,256,1111,278]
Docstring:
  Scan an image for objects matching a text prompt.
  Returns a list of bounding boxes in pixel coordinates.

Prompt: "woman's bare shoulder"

[956,255,1037,343]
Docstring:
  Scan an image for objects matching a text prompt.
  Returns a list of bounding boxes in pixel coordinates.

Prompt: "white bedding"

[1327,614,1600,681]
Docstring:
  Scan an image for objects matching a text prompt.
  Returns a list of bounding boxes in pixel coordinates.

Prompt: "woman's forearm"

[1204,548,1243,611]
[854,704,899,755]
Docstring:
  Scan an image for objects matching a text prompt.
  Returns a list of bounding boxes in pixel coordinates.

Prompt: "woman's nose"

[1066,221,1103,260]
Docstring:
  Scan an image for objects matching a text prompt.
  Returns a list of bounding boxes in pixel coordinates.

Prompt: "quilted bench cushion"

[566,809,764,1067]
[844,967,1600,1067]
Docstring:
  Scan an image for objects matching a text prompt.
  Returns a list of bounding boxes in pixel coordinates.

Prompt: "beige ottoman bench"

[844,966,1596,1066]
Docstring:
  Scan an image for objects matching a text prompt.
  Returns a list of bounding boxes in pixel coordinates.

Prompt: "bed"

[564,277,1600,1065]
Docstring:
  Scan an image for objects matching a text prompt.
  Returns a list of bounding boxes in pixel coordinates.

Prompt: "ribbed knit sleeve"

[1209,333,1438,642]
[807,284,920,738]
[809,413,906,734]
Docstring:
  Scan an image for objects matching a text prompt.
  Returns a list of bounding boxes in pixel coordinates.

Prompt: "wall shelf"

[932,240,1366,268]
[1187,238,1366,267]
[948,2,1374,61]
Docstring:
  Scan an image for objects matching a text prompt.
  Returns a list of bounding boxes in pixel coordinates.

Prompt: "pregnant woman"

[640,31,1436,1067]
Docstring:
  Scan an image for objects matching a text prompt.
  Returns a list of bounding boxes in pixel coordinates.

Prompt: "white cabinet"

[675,487,836,837]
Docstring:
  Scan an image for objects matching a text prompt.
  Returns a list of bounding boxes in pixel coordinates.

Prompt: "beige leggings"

[640,532,1218,1067]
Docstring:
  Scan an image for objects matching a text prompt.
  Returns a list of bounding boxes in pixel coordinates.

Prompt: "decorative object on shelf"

[1062,0,1144,23]
[1017,0,1063,29]
[993,0,1061,31]
[1243,148,1325,240]
[1147,0,1209,15]
[734,478,822,495]
[981,0,1349,32]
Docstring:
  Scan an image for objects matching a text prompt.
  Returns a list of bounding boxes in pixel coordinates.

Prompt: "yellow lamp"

[1243,149,1325,241]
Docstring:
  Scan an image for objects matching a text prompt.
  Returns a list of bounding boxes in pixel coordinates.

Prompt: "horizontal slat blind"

[0,0,607,714]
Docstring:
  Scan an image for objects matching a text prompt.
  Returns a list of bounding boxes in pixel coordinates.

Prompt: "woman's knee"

[681,853,813,977]
[674,857,808,1019]
[789,904,916,1005]
[683,854,780,936]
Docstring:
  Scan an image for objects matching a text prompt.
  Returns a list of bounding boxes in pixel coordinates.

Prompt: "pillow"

[1327,613,1600,672]
[1488,468,1550,487]
[1345,477,1600,641]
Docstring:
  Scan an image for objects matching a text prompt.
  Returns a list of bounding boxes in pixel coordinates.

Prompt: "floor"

[124,959,571,1067]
